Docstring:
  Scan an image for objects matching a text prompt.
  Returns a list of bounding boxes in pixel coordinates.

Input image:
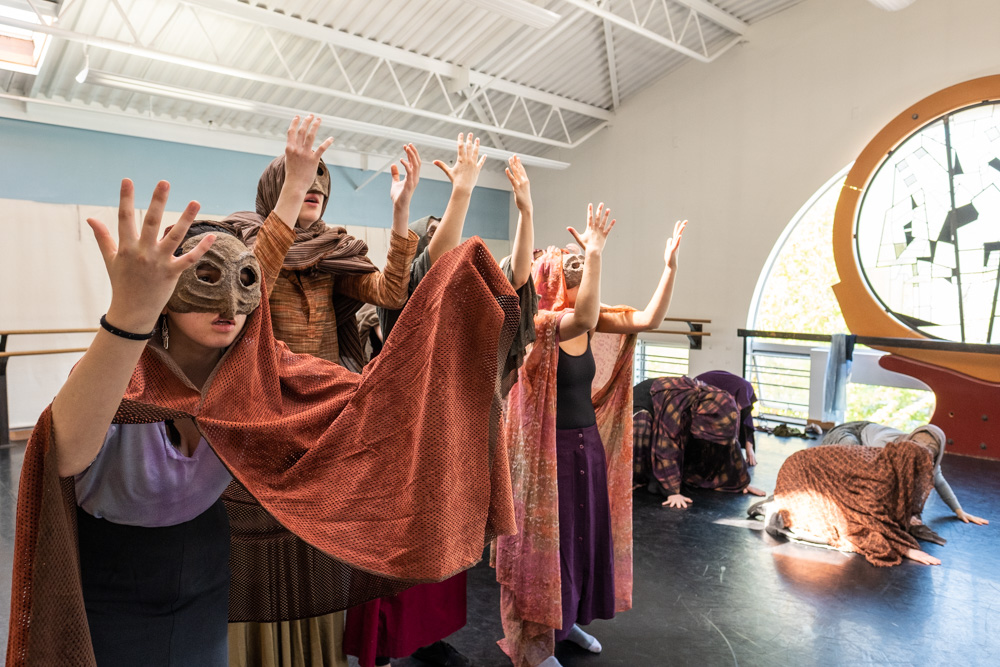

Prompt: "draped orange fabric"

[7,239,518,667]
[494,247,635,667]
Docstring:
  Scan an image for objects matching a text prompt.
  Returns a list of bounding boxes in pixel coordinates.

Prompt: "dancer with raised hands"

[8,171,521,665]
[228,115,422,667]
[495,203,688,667]
[345,138,539,667]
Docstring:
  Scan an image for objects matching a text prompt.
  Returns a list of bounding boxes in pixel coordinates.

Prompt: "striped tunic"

[253,211,418,366]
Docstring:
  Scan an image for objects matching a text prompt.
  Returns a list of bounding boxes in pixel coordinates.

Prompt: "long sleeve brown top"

[253,211,418,364]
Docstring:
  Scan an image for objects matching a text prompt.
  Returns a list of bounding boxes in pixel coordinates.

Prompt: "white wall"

[527,0,1000,376]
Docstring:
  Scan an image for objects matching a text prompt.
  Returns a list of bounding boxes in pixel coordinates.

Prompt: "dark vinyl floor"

[3,434,998,666]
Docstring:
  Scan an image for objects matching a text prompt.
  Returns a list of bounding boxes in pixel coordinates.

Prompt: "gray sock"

[566,624,602,653]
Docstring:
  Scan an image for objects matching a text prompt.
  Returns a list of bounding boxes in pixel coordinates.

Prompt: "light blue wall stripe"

[0,117,509,239]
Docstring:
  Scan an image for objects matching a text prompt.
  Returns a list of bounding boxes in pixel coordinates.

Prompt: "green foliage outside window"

[753,176,933,431]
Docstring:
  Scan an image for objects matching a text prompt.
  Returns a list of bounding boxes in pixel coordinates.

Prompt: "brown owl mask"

[166,233,261,318]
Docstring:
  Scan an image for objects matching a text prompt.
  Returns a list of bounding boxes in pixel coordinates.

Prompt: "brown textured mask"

[562,251,584,290]
[311,159,331,200]
[167,233,261,318]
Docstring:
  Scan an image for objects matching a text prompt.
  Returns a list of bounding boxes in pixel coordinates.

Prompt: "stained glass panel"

[856,102,1000,343]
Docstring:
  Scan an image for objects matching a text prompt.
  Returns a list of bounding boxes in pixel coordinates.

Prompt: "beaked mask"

[167,233,262,318]
[562,251,585,290]
[310,159,331,199]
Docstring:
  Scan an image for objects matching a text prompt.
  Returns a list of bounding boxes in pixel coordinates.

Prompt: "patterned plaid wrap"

[634,376,749,496]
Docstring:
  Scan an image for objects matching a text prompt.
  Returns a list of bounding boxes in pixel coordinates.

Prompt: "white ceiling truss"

[0,0,802,170]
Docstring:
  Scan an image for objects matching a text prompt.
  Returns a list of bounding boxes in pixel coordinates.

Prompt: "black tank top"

[556,339,597,429]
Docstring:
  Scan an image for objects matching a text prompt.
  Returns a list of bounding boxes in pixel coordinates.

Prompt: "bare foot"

[743,485,766,496]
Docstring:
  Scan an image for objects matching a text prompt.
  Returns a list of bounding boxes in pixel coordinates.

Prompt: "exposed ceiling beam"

[461,0,562,30]
[0,15,588,148]
[0,91,515,189]
[181,0,613,121]
[672,0,749,35]
[557,0,743,62]
[79,69,572,169]
[602,19,620,110]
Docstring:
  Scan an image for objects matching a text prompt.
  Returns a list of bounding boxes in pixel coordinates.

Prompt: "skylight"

[0,3,55,76]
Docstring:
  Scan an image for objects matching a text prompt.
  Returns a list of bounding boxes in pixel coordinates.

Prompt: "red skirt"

[343,572,467,667]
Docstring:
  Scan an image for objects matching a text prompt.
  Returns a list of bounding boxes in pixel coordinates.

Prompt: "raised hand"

[390,143,422,209]
[284,114,334,194]
[665,219,687,269]
[434,133,487,194]
[568,203,616,255]
[87,179,212,335]
[505,155,532,213]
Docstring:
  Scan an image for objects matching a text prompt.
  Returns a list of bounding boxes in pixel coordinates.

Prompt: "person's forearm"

[52,310,151,476]
[935,472,963,513]
[338,229,418,308]
[392,201,411,238]
[635,264,676,330]
[509,208,534,289]
[253,212,296,297]
[428,187,473,264]
[272,182,309,232]
[572,249,602,326]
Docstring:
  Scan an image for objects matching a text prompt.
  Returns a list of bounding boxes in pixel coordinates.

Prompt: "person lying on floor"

[749,437,943,567]
[822,421,988,526]
[633,376,765,509]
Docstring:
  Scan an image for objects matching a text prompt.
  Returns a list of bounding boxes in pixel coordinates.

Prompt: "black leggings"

[77,500,230,666]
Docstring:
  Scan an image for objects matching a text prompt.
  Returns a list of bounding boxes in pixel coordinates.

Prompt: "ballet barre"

[1,328,97,447]
[646,317,711,350]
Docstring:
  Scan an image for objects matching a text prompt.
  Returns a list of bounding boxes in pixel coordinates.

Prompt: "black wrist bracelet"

[99,314,156,341]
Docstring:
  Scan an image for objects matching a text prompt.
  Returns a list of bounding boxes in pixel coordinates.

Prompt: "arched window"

[748,169,934,429]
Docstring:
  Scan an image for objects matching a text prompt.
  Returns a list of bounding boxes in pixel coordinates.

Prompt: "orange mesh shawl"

[7,238,518,667]
[494,247,635,667]
[772,440,935,567]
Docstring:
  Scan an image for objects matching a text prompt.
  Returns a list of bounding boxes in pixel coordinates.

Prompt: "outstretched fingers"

[138,181,171,246]
[173,232,216,270]
[433,160,454,183]
[116,178,137,244]
[86,218,117,272]
[304,114,320,150]
[160,200,203,254]
[400,143,421,177]
[316,135,334,158]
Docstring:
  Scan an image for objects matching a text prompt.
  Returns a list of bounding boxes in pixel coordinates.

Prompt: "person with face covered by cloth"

[495,209,689,667]
[631,376,766,510]
[749,436,944,567]
[226,115,420,667]
[235,114,420,373]
[343,140,538,667]
[6,175,521,664]
[820,422,988,528]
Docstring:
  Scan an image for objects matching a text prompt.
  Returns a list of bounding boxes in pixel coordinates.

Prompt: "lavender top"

[74,422,232,527]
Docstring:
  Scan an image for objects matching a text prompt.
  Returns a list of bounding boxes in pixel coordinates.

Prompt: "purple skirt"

[555,424,616,640]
